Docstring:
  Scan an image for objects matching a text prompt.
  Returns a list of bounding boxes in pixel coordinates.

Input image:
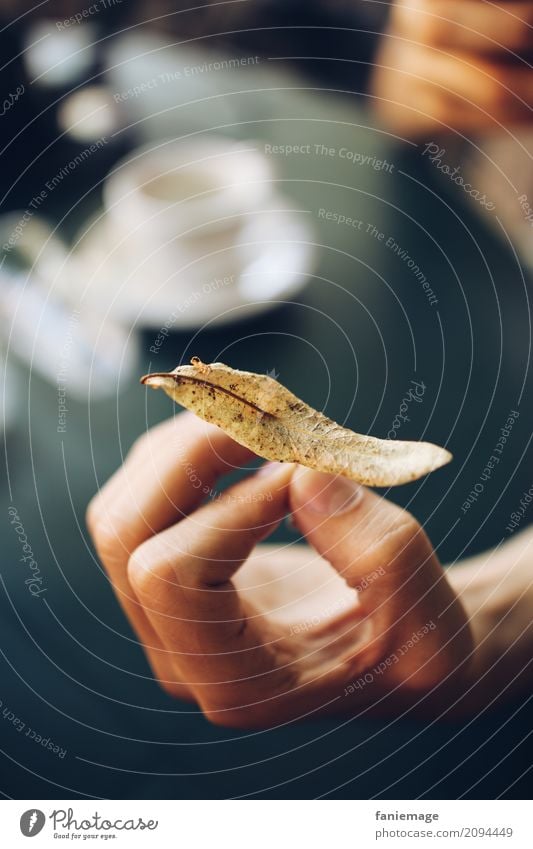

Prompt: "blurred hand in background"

[372,0,533,136]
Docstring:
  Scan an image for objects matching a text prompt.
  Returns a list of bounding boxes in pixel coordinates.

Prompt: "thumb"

[289,467,441,628]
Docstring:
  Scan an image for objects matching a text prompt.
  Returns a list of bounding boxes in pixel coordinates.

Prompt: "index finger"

[87,411,255,573]
[86,412,255,659]
[126,463,295,712]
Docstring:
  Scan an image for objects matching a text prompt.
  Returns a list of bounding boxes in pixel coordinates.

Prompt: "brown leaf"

[141,358,452,486]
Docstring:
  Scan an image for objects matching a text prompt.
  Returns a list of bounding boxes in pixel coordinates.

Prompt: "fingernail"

[292,467,363,515]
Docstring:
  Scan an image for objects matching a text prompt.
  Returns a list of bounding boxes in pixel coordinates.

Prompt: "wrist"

[445,540,533,714]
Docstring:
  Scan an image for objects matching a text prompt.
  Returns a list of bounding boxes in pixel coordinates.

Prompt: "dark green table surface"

[1,91,532,799]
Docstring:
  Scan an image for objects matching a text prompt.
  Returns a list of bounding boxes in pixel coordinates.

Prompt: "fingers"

[87,412,254,571]
[374,1,533,135]
[126,463,294,703]
[86,413,254,698]
[289,468,453,633]
[414,49,533,119]
[290,469,473,686]
[86,413,253,616]
[374,44,533,134]
[399,1,533,54]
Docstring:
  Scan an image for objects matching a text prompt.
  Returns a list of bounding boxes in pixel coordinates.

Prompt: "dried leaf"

[141,358,452,486]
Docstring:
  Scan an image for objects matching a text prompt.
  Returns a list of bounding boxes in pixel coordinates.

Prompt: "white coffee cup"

[104,136,273,239]
[99,136,274,300]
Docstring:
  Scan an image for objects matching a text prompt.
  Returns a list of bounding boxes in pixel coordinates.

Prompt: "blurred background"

[1,0,532,800]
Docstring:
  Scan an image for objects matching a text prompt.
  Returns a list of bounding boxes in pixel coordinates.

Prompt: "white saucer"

[64,202,316,329]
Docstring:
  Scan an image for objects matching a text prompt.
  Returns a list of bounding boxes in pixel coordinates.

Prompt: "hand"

[86,413,472,727]
[446,532,533,714]
[372,0,533,136]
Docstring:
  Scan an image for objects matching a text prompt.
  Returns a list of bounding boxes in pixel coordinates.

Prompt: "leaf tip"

[432,445,453,472]
[140,373,169,390]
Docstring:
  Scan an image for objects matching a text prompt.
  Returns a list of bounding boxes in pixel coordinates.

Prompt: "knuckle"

[85,496,101,538]
[86,499,127,563]
[382,512,431,562]
[127,541,166,596]
[389,510,421,543]
[94,524,127,567]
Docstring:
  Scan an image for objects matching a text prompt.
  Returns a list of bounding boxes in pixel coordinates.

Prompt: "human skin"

[371,0,533,136]
[86,413,532,727]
